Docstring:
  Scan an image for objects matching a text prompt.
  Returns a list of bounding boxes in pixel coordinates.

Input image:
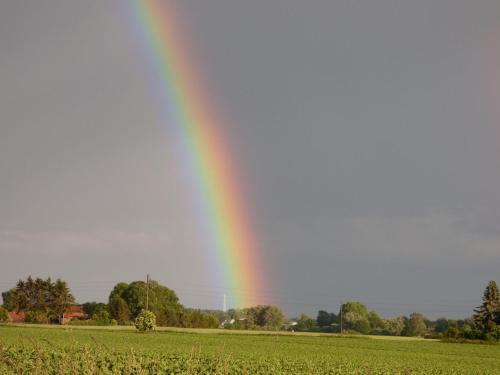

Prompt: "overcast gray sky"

[1,0,499,319]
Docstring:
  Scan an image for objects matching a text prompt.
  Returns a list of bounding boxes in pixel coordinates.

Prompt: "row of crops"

[0,325,499,374]
[0,345,474,375]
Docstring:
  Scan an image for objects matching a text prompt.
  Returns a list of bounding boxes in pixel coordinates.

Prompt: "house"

[7,305,87,324]
[63,305,87,322]
[8,311,25,323]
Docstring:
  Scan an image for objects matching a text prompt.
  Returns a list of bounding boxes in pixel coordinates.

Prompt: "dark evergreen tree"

[473,280,500,333]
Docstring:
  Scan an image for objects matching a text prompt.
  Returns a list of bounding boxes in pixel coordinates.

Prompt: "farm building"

[7,311,25,323]
[7,305,87,324]
[63,305,87,321]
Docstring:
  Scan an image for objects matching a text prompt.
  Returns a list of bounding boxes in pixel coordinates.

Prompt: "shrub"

[135,309,156,332]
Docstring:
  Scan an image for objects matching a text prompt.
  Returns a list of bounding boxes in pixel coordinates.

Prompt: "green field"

[0,325,499,374]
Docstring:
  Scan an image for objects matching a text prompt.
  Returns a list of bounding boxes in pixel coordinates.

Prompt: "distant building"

[8,311,25,323]
[63,305,87,322]
[7,305,87,324]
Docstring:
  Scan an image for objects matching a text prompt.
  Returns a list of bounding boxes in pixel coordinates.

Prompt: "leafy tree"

[296,314,316,331]
[406,313,427,336]
[383,316,406,336]
[242,305,285,330]
[82,302,107,317]
[206,314,220,328]
[316,310,336,327]
[367,311,385,331]
[434,318,450,334]
[109,280,182,323]
[156,308,180,327]
[443,320,461,339]
[185,310,204,328]
[461,323,477,339]
[351,319,370,334]
[473,280,500,333]
[109,296,130,324]
[340,302,370,333]
[115,282,145,317]
[108,283,129,305]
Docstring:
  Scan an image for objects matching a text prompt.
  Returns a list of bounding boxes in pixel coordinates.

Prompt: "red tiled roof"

[8,306,87,322]
[64,305,87,319]
[8,311,25,323]
[68,305,83,313]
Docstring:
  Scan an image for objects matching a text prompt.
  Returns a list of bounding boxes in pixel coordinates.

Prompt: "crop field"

[0,325,499,374]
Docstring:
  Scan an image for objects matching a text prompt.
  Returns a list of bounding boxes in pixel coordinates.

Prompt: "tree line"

[1,277,499,341]
[0,277,284,330]
[1,277,74,324]
[290,280,500,341]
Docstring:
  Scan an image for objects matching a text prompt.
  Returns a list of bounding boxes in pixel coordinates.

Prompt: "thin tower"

[146,274,150,311]
[223,294,227,312]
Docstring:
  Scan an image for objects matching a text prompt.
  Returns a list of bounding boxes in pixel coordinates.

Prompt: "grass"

[0,324,499,374]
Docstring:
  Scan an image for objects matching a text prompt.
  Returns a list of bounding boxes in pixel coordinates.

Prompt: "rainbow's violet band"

[128,0,265,308]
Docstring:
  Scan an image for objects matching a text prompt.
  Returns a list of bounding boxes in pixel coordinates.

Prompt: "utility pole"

[146,274,150,311]
[223,294,227,312]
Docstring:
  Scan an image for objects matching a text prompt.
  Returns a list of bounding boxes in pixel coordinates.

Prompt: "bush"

[135,310,156,332]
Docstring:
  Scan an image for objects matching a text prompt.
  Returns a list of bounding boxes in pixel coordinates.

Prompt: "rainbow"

[127,0,265,308]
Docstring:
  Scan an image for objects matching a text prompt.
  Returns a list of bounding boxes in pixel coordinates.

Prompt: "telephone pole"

[146,274,150,311]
